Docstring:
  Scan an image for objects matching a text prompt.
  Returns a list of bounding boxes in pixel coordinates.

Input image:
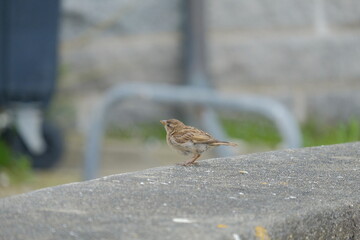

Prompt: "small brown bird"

[160,119,237,166]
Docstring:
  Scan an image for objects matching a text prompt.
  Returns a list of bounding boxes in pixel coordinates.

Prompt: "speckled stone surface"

[0,143,359,240]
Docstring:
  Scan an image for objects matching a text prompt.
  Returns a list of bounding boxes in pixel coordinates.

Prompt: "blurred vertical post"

[183,0,235,156]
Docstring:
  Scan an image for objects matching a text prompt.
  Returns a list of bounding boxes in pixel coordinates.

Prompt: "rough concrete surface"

[0,142,359,240]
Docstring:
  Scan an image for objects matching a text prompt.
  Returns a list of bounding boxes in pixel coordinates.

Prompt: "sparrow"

[160,119,237,166]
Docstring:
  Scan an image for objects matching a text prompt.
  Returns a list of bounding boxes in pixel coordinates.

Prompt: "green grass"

[107,122,166,141]
[107,116,360,148]
[223,116,360,147]
[221,116,282,147]
[0,140,32,184]
[302,118,360,147]
[224,117,360,147]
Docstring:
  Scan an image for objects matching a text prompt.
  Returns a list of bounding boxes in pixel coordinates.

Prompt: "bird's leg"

[180,153,201,166]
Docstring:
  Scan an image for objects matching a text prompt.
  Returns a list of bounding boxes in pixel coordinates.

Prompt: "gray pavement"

[0,142,359,239]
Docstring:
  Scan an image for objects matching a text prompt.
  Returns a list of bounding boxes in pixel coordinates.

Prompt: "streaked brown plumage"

[160,119,237,166]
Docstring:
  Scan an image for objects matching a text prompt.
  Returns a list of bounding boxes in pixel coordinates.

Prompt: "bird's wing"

[173,126,215,144]
[191,132,213,143]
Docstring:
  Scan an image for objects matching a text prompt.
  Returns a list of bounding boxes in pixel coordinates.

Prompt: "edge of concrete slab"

[0,142,359,240]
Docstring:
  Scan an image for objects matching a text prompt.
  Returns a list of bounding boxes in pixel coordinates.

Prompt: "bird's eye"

[167,124,170,127]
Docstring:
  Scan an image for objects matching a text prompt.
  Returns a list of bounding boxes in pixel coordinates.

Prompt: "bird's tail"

[209,141,238,147]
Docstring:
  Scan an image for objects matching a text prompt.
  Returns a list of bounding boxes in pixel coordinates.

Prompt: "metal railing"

[83,0,302,180]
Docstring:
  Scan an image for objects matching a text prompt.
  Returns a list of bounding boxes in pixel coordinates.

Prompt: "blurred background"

[1,0,360,197]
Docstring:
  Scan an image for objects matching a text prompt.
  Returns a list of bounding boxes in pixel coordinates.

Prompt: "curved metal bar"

[84,83,302,180]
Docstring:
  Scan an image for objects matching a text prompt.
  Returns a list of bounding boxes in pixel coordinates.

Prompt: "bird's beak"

[160,120,166,126]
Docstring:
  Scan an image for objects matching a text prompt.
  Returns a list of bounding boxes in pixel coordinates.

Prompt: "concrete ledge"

[1,143,359,239]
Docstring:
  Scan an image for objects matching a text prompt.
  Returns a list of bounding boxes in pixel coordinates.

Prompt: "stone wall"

[59,0,360,131]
